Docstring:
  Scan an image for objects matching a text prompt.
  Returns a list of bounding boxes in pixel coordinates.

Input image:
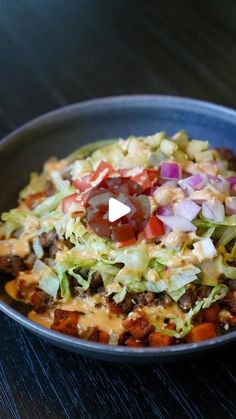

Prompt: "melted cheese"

[0,238,30,257]
[141,303,185,328]
[26,295,124,335]
[5,279,18,300]
[28,309,54,328]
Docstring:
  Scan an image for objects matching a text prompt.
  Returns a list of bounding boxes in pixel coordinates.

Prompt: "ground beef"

[133,291,172,310]
[61,171,72,182]
[30,289,54,312]
[89,272,104,294]
[179,284,197,311]
[134,292,155,307]
[23,253,36,270]
[63,238,74,250]
[39,231,58,248]
[68,275,79,298]
[227,279,236,291]
[196,285,211,300]
[114,294,134,314]
[48,240,64,259]
[0,254,23,276]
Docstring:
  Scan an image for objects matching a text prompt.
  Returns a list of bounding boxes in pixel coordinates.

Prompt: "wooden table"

[1,1,236,417]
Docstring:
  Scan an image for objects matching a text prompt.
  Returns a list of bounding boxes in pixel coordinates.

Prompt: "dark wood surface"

[1,1,236,418]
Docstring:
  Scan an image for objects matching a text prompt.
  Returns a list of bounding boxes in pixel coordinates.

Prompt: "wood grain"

[1,0,236,417]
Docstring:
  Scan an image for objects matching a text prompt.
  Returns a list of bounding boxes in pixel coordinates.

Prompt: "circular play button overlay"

[85,177,151,242]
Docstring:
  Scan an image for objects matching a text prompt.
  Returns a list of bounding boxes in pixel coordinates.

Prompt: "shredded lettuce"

[33,193,61,217]
[222,263,236,280]
[200,258,222,286]
[110,245,149,271]
[148,248,176,265]
[167,265,200,292]
[33,260,59,298]
[1,209,37,239]
[180,284,228,338]
[32,237,44,259]
[168,287,186,302]
[51,171,74,196]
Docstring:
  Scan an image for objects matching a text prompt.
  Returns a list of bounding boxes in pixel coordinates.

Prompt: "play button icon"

[85,177,151,241]
[108,197,131,222]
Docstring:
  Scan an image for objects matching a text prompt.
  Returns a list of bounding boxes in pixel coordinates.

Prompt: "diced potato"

[143,132,166,149]
[160,139,178,157]
[172,130,189,149]
[187,140,209,159]
[195,150,216,162]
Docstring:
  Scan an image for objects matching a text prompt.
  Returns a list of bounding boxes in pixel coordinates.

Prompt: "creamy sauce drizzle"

[27,295,124,335]
[5,279,18,300]
[0,238,30,257]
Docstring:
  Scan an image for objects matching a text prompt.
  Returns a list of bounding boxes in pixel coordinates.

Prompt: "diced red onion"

[227,177,236,188]
[178,178,194,196]
[202,200,225,223]
[175,200,201,221]
[187,173,206,190]
[160,162,181,180]
[179,173,206,195]
[161,179,178,187]
[225,197,236,215]
[208,175,230,195]
[157,215,196,232]
[156,205,173,216]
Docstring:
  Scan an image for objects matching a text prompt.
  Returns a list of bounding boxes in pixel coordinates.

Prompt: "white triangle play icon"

[108,197,131,222]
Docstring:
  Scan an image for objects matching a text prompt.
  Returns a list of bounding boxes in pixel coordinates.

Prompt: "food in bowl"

[1,130,236,347]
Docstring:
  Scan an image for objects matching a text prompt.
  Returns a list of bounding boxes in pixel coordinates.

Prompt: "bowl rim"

[1,94,236,359]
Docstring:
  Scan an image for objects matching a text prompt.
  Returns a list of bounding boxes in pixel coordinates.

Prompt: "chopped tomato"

[80,190,91,206]
[129,218,144,236]
[62,193,84,214]
[89,161,114,186]
[116,237,137,248]
[143,216,165,239]
[147,169,160,184]
[119,168,142,178]
[100,177,123,193]
[131,170,152,190]
[119,168,132,178]
[123,197,140,220]
[88,212,112,237]
[73,174,91,192]
[112,224,135,243]
[119,179,141,196]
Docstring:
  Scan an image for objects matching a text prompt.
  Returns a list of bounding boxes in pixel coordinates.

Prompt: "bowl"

[1,95,236,363]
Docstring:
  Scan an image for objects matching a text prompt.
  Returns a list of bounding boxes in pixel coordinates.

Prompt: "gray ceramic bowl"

[1,95,236,363]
